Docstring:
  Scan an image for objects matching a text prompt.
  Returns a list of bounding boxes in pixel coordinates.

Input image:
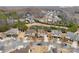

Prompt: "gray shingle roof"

[51,30,62,37]
[5,28,19,35]
[25,29,35,36]
[0,37,30,52]
[66,32,75,40]
[66,32,79,41]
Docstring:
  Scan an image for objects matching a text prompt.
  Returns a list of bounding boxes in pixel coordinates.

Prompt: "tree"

[0,12,8,24]
[8,12,18,19]
[68,22,78,32]
[0,25,10,32]
[16,21,28,31]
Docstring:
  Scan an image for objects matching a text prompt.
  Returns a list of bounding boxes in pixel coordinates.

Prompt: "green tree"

[16,21,28,31]
[68,22,78,32]
[0,25,10,32]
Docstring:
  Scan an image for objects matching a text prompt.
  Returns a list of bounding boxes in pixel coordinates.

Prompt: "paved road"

[26,23,68,30]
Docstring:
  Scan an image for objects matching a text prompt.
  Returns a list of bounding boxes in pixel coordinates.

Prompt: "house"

[7,17,18,25]
[24,12,34,23]
[37,30,46,37]
[45,10,62,24]
[25,29,36,37]
[0,37,15,52]
[5,28,19,37]
[66,32,75,40]
[29,42,49,53]
[66,32,79,48]
[25,18,35,23]
[51,30,62,37]
[29,46,48,53]
[48,43,57,53]
[0,37,30,53]
[66,32,79,41]
[18,12,34,23]
[71,41,78,48]
[10,46,30,53]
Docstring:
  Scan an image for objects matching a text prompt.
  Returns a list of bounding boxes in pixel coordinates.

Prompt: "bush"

[0,25,10,32]
[17,21,28,31]
[68,23,78,32]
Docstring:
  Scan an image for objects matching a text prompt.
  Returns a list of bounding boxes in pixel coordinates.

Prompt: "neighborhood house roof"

[5,28,19,35]
[0,37,30,52]
[66,32,79,41]
[51,30,62,37]
[25,29,35,36]
[75,35,79,41]
[66,32,75,39]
